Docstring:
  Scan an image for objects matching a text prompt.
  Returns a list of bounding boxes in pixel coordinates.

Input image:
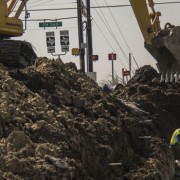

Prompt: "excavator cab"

[130,0,180,82]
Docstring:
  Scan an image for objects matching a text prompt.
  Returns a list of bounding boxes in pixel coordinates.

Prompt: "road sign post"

[108,53,117,84]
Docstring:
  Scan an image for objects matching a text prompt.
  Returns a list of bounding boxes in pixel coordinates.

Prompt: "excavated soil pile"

[113,65,180,179]
[0,59,177,180]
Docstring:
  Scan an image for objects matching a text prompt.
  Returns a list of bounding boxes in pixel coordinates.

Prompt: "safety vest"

[170,129,180,145]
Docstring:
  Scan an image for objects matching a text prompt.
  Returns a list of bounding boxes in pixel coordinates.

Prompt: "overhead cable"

[92,18,127,69]
[91,1,129,68]
[27,0,56,5]
[22,16,77,21]
[104,0,138,70]
[25,2,180,12]
[28,0,59,8]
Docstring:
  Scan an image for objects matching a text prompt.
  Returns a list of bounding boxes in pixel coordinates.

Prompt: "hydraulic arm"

[130,0,180,82]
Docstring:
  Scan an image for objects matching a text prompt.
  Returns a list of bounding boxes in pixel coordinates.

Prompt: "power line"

[28,2,74,8]
[93,0,114,39]
[25,2,180,12]
[91,1,129,68]
[155,1,180,5]
[103,0,138,70]
[28,0,45,4]
[25,26,77,31]
[28,0,65,8]
[30,0,54,5]
[92,18,127,69]
[22,16,77,22]
[26,7,76,11]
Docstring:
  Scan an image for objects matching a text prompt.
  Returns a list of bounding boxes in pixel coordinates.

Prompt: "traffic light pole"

[86,0,93,72]
[77,0,85,72]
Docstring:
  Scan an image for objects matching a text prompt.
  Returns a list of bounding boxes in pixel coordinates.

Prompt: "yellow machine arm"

[0,0,29,37]
[129,0,161,45]
[129,0,180,83]
[8,0,29,18]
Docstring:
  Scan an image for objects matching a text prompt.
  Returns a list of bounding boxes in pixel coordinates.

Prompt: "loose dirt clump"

[0,60,178,179]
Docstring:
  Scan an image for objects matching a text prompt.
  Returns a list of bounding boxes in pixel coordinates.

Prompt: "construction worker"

[170,129,180,161]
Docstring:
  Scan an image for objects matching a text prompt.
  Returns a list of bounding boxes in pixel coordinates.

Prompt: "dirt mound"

[127,65,160,84]
[0,60,177,179]
[116,65,180,138]
[113,65,180,179]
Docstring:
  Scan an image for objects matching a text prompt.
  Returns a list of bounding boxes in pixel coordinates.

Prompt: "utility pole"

[77,0,85,72]
[86,0,93,72]
[129,53,132,79]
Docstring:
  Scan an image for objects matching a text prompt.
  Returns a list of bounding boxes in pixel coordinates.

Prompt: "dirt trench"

[0,59,179,179]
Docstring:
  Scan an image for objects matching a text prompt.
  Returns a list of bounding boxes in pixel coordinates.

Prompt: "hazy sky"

[13,0,180,83]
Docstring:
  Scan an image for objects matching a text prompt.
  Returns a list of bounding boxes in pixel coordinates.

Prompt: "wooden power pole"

[77,0,85,72]
[86,0,93,72]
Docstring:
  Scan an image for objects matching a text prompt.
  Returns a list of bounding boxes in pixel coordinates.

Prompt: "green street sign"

[39,22,62,28]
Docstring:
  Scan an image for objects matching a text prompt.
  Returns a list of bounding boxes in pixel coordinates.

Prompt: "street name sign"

[39,22,62,28]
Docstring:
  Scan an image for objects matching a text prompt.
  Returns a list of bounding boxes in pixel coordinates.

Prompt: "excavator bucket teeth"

[0,40,37,68]
[145,26,180,75]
